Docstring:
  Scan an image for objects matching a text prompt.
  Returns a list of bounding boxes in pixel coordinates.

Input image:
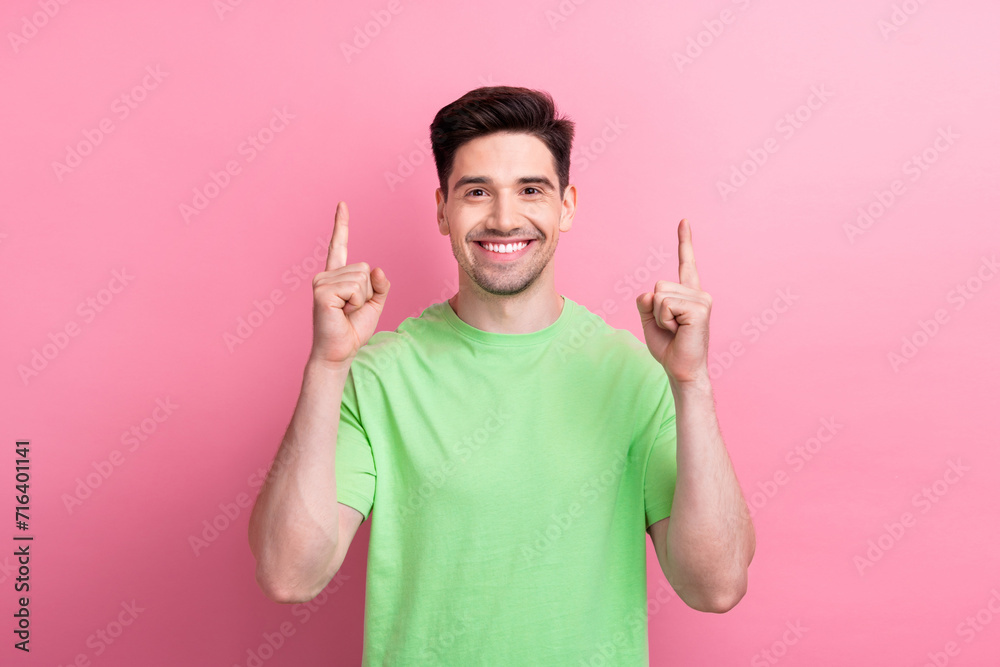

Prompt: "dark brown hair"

[429,86,575,202]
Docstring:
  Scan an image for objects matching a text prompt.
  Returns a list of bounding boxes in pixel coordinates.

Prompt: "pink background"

[3,0,999,665]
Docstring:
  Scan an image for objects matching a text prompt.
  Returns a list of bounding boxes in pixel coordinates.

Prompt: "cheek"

[445,214,471,238]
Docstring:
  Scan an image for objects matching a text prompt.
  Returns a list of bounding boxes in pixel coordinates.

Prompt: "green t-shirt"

[335,295,678,665]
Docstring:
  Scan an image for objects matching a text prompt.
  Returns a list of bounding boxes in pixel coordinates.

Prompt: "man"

[248,86,755,664]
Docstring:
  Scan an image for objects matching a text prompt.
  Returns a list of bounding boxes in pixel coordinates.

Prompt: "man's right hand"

[309,201,390,368]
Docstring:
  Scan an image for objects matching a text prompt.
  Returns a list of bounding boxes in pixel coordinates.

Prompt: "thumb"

[635,291,660,331]
[635,291,654,317]
[370,267,390,306]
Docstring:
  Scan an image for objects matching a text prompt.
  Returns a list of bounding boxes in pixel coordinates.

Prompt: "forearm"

[248,358,351,601]
[663,375,755,610]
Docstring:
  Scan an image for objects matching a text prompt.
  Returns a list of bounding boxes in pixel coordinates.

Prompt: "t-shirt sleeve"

[643,386,678,528]
[335,367,376,522]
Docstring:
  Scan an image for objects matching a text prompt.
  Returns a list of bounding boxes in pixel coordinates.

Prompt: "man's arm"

[248,201,390,604]
[635,218,754,614]
[248,360,364,603]
[647,374,755,613]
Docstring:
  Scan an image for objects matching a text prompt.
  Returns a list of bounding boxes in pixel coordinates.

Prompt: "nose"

[488,191,520,233]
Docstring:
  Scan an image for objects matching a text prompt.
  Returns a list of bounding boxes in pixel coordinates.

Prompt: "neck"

[448,277,564,334]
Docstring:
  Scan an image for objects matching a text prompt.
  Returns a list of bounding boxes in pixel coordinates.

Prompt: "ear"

[559,184,577,233]
[435,187,450,236]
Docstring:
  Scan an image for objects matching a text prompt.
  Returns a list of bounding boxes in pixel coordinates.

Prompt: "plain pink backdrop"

[3,1,999,665]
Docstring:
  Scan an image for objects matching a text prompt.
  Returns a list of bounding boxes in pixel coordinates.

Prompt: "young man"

[248,86,755,664]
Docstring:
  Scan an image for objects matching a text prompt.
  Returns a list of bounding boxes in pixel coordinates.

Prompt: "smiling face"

[435,131,576,297]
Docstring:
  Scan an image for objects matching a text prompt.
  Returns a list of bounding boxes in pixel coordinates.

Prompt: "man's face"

[435,131,576,297]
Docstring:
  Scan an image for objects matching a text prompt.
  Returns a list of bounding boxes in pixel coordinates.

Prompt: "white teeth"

[481,241,528,254]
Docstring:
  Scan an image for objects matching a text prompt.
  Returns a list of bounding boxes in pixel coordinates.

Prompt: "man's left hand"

[635,218,712,384]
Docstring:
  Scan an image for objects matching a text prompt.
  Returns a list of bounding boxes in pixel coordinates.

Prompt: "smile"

[474,239,534,261]
[478,241,529,253]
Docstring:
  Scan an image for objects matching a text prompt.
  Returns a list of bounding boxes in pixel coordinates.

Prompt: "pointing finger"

[326,201,349,271]
[678,218,701,291]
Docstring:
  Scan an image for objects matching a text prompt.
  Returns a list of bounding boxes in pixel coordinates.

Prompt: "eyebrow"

[452,175,556,193]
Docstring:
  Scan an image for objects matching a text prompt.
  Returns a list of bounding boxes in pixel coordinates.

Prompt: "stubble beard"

[451,234,557,297]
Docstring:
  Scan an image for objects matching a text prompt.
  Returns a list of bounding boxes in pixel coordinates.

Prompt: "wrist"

[305,355,354,376]
[668,369,713,397]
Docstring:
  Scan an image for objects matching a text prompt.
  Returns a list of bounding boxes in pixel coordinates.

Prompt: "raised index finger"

[677,218,701,290]
[326,201,349,271]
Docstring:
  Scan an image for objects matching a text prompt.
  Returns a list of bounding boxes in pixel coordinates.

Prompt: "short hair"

[429,86,575,202]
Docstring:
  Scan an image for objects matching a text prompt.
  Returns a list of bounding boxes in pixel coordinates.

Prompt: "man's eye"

[468,189,486,197]
[524,187,541,195]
